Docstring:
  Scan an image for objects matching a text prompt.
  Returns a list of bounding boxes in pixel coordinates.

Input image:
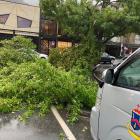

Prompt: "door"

[41,40,49,54]
[99,55,140,140]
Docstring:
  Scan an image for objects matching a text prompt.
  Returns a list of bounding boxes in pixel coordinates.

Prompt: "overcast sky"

[24,0,39,6]
[5,0,39,6]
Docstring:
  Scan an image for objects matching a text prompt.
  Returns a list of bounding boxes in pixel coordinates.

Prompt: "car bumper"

[90,106,100,140]
[90,126,98,140]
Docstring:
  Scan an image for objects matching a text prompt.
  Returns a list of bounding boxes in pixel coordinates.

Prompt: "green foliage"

[38,98,51,117]
[41,0,140,81]
[49,43,101,77]
[40,0,140,43]
[40,0,92,41]
[0,37,97,123]
[0,98,21,113]
[40,0,140,78]
[18,109,34,122]
[59,132,66,140]
[48,48,62,68]
[0,36,36,50]
[0,36,37,67]
[67,99,82,124]
[0,59,97,121]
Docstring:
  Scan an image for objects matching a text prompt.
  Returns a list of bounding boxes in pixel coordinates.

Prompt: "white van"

[90,48,140,140]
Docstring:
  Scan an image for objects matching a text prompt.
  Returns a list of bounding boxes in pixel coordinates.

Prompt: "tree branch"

[103,26,127,43]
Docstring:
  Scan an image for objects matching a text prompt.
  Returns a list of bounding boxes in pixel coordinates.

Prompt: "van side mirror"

[93,73,104,88]
[93,64,104,88]
[104,69,114,84]
[93,65,114,88]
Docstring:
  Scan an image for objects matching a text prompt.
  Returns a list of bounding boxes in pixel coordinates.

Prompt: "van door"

[99,56,140,140]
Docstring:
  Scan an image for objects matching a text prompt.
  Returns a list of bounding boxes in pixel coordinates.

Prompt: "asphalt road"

[0,112,92,140]
[0,113,64,140]
[59,110,93,140]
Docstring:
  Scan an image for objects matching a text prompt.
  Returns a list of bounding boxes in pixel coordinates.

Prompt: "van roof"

[115,47,140,71]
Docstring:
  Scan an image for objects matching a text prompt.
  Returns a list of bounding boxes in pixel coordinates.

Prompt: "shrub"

[0,36,37,67]
[67,99,82,124]
[49,43,102,77]
[0,36,36,50]
[0,37,98,123]
[0,98,21,113]
[0,60,97,122]
[48,47,62,68]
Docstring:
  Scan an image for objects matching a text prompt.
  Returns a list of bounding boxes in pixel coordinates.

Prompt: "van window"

[116,57,140,90]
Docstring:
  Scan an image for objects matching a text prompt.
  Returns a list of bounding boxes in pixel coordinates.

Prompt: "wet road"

[0,111,93,140]
[0,113,64,140]
[59,110,93,140]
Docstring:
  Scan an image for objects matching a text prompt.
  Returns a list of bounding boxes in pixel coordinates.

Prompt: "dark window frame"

[17,16,32,28]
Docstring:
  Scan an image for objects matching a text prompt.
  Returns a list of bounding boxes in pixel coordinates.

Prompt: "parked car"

[21,49,48,60]
[32,50,48,59]
[38,53,48,59]
[100,52,115,64]
[91,48,140,140]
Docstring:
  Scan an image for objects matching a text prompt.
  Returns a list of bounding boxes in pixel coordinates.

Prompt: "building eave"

[0,0,39,7]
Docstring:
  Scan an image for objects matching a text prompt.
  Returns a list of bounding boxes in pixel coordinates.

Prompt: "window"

[116,57,140,90]
[49,41,56,48]
[0,14,9,24]
[58,41,72,49]
[41,20,57,35]
[17,16,32,28]
[41,40,49,54]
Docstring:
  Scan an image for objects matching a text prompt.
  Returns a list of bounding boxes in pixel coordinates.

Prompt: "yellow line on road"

[51,106,76,140]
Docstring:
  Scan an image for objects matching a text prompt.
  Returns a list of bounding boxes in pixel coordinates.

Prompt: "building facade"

[0,0,40,44]
[106,34,140,57]
[0,0,74,54]
[40,19,75,55]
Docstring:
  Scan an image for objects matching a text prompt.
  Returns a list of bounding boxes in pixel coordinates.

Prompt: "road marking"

[51,106,76,140]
